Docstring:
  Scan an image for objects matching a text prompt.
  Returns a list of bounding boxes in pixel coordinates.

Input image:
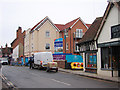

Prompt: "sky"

[0,0,108,47]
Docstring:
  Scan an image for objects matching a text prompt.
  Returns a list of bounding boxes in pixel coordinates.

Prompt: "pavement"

[58,68,120,83]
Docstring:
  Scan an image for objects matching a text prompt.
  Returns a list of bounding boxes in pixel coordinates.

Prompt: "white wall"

[97,5,120,77]
[12,45,19,61]
[98,6,120,44]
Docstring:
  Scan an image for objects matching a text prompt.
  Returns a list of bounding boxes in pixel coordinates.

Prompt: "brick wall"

[63,20,88,55]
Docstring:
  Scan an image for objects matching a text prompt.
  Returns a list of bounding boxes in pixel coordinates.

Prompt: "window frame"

[45,43,50,50]
[46,31,50,37]
[85,51,97,69]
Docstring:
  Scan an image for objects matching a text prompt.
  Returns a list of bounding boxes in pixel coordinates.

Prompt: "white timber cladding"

[79,42,97,52]
[12,45,19,61]
[98,5,120,44]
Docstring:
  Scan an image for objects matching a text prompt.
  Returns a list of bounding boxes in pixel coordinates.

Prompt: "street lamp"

[64,29,67,54]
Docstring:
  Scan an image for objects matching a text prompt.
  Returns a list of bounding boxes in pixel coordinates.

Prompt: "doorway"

[112,46,120,77]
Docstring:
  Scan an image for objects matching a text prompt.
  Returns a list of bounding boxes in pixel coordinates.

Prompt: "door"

[112,46,120,77]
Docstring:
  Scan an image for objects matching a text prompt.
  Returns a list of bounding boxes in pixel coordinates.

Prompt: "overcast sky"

[0,0,108,47]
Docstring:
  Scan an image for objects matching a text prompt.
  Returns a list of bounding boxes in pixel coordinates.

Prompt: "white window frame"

[76,29,83,38]
[75,42,79,52]
[45,43,50,50]
[66,43,69,50]
[46,31,50,37]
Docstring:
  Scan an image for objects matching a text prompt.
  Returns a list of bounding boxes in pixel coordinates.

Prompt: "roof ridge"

[65,17,79,25]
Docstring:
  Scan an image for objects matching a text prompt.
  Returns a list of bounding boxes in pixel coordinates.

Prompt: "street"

[2,65,119,89]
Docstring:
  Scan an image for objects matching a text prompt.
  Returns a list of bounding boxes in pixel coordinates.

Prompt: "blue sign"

[54,38,63,53]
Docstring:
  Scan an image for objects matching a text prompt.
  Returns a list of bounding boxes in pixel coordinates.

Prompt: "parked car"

[0,58,8,65]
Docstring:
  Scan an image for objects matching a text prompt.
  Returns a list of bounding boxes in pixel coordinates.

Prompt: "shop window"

[86,52,97,68]
[101,47,111,69]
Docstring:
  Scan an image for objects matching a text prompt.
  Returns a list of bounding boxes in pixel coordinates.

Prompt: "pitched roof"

[30,16,60,32]
[86,24,91,28]
[78,17,103,44]
[54,24,65,31]
[55,17,89,31]
[31,16,47,32]
[95,1,120,40]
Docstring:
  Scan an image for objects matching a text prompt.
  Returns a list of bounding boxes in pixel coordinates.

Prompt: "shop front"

[98,41,120,77]
[85,51,97,73]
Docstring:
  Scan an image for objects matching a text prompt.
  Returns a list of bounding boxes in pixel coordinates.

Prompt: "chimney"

[6,43,8,48]
[17,27,22,38]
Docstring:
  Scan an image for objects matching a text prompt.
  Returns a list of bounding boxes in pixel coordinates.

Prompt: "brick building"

[55,17,91,55]
[0,44,13,58]
[11,27,26,61]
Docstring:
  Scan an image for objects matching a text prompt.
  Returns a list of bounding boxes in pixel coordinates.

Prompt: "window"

[76,29,83,38]
[66,43,68,50]
[46,31,50,37]
[86,52,97,68]
[45,43,50,50]
[75,42,79,52]
[32,43,33,51]
[66,31,68,37]
[101,47,111,69]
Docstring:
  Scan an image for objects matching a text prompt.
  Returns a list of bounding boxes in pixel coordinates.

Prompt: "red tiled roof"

[55,24,65,31]
[78,17,103,44]
[64,18,79,29]
[86,24,91,28]
[31,17,47,31]
[55,18,79,31]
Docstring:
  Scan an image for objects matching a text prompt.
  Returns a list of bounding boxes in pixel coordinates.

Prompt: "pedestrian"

[29,58,33,69]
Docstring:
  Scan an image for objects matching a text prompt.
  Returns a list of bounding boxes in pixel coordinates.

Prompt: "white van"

[0,58,8,65]
[33,52,55,69]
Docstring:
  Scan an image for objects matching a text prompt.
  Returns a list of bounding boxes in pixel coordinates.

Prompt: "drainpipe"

[110,47,113,77]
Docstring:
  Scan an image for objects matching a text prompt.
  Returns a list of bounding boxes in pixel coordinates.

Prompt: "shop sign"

[53,55,65,61]
[111,24,120,39]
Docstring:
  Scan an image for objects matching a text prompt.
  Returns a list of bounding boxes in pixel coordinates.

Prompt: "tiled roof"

[55,18,80,31]
[54,24,65,31]
[64,18,79,29]
[31,17,47,31]
[78,17,103,44]
[86,24,91,28]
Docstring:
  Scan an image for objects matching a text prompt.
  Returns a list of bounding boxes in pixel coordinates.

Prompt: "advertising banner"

[54,38,63,54]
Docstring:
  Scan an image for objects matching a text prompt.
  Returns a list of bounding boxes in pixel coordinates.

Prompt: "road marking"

[51,79,71,86]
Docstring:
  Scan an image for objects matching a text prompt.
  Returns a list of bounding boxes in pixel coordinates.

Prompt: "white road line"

[51,79,71,86]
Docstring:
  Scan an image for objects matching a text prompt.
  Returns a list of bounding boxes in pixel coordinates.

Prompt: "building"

[78,17,103,73]
[55,17,90,55]
[95,1,120,77]
[0,44,13,58]
[24,16,60,58]
[54,18,90,68]
[24,28,31,58]
[11,27,26,61]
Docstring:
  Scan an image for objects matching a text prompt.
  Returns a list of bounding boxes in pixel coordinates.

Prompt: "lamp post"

[64,29,67,69]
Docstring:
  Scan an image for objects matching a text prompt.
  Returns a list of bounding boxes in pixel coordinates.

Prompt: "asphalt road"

[1,65,119,89]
